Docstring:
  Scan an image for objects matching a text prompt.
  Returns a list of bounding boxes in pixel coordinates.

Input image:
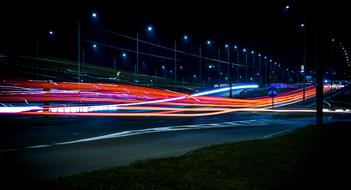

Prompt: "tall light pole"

[162,65,166,79]
[301,64,306,105]
[82,47,85,80]
[77,20,80,83]
[113,56,116,75]
[206,40,212,86]
[251,50,255,82]
[302,21,306,105]
[243,48,247,82]
[225,44,232,98]
[269,59,273,84]
[258,53,262,85]
[264,56,267,86]
[218,48,221,84]
[135,25,153,81]
[235,45,239,83]
[136,32,139,81]
[199,45,202,85]
[174,41,177,81]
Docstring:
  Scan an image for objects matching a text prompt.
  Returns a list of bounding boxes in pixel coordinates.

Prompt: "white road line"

[27,145,51,149]
[0,118,308,152]
[263,129,296,139]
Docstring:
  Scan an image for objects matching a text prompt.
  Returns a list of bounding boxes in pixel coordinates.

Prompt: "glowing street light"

[147,26,153,32]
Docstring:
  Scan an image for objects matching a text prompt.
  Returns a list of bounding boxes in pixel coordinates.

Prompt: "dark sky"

[1,0,350,74]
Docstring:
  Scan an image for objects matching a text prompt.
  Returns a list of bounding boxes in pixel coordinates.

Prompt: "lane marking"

[1,117,325,152]
[263,129,296,139]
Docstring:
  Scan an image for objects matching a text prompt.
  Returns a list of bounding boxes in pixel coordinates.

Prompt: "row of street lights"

[45,11,298,86]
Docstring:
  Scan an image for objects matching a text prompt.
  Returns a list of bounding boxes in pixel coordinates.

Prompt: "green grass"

[30,122,351,189]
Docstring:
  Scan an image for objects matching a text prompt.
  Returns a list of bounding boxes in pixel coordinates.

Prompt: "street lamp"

[218,48,221,84]
[147,26,153,32]
[243,48,247,82]
[301,64,306,104]
[173,40,177,82]
[162,65,166,79]
[302,20,306,105]
[269,59,272,84]
[225,44,232,97]
[174,34,190,82]
[263,56,267,86]
[258,53,261,85]
[135,25,154,81]
[199,45,202,85]
[234,45,240,83]
[251,50,255,82]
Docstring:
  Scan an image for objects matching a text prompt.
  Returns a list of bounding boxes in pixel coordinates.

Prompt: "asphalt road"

[1,112,350,182]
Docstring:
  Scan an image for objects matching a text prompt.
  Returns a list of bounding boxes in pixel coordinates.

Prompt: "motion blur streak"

[16,108,351,117]
[0,80,344,117]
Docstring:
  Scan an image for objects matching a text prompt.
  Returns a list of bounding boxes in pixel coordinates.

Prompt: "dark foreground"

[10,122,351,189]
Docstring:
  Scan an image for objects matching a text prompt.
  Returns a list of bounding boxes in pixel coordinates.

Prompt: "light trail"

[14,107,351,117]
[0,80,347,117]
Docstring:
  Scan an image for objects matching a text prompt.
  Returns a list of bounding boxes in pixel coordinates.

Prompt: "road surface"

[1,112,350,181]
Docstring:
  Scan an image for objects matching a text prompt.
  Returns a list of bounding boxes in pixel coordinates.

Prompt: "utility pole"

[252,53,255,82]
[218,48,221,84]
[113,57,116,75]
[316,31,324,125]
[82,48,85,81]
[245,52,248,82]
[174,41,177,81]
[236,49,240,83]
[136,32,139,81]
[199,45,202,85]
[303,16,306,105]
[77,21,80,83]
[228,47,232,98]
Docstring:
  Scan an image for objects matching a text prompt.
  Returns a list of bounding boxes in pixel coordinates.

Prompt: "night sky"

[1,0,350,78]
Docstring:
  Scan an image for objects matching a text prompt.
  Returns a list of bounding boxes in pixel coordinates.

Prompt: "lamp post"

[251,50,255,82]
[135,25,153,81]
[162,65,166,79]
[234,45,239,83]
[77,20,80,83]
[199,45,202,85]
[77,12,97,83]
[301,64,305,105]
[269,59,272,85]
[243,48,247,82]
[264,56,267,86]
[136,32,139,81]
[174,40,177,81]
[258,53,261,85]
[302,20,306,105]
[218,48,221,84]
[225,44,232,98]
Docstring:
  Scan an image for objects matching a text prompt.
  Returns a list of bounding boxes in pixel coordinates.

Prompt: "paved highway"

[1,112,350,181]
